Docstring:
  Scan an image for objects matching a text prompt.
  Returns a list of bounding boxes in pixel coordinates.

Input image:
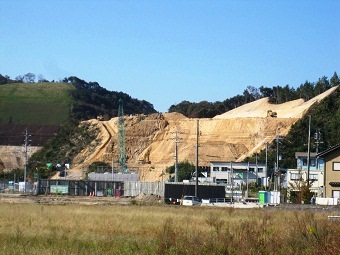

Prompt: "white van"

[181,196,201,206]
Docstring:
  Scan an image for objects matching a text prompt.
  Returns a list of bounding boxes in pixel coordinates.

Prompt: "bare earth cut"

[1,86,338,181]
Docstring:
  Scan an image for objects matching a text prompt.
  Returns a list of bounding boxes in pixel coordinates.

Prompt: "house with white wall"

[286,152,324,197]
[209,161,268,187]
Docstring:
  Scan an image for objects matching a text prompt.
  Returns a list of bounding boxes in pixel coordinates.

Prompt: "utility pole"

[314,128,322,170]
[111,157,114,181]
[307,115,311,189]
[230,162,233,203]
[255,153,258,187]
[170,129,182,182]
[246,162,249,198]
[275,135,282,191]
[24,128,30,193]
[265,142,268,190]
[195,119,199,197]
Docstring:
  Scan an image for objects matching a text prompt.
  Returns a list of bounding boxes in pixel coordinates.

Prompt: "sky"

[1,0,339,112]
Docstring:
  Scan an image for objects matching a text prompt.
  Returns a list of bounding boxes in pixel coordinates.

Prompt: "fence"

[36,179,164,197]
[124,181,164,197]
[38,180,125,197]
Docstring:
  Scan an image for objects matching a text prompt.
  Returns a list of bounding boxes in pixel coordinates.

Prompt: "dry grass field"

[0,201,339,255]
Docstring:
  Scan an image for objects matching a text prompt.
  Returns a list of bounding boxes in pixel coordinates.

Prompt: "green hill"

[0,77,157,146]
[0,82,74,125]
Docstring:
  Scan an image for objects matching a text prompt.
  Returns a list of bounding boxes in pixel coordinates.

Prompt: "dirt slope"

[1,86,337,181]
[69,86,338,181]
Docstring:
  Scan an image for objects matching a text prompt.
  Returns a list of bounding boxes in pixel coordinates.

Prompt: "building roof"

[210,161,266,167]
[317,143,340,157]
[295,152,317,158]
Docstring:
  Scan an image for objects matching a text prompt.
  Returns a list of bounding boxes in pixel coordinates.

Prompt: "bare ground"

[0,193,162,205]
[1,86,338,182]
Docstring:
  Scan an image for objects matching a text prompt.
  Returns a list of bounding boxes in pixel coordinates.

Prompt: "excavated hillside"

[69,86,338,181]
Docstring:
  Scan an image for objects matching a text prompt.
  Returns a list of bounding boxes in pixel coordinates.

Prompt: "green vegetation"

[87,161,111,173]
[0,73,158,179]
[0,82,74,125]
[28,121,98,178]
[66,76,157,121]
[169,72,339,118]
[0,203,339,254]
[1,71,339,186]
[0,75,157,125]
[245,86,340,171]
[166,160,196,182]
[0,168,24,182]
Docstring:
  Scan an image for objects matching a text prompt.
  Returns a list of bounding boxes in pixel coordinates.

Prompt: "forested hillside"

[168,71,340,173]
[0,73,157,146]
[169,72,340,118]
[66,76,157,120]
[245,84,340,171]
[1,71,339,181]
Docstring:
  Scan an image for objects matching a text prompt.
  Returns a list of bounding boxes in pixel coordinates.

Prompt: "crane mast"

[118,99,127,172]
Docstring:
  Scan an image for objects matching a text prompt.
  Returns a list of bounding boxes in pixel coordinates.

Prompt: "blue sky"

[1,0,339,112]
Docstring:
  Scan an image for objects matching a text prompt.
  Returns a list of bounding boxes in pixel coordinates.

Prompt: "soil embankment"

[69,86,338,181]
[1,86,338,181]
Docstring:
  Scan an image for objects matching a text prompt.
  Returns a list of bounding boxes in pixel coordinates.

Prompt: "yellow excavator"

[267,110,277,118]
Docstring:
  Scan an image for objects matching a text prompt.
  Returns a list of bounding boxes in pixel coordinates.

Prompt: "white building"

[286,152,324,197]
[209,161,268,187]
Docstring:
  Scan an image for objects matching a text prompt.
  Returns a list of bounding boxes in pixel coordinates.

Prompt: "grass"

[0,203,339,255]
[0,82,74,125]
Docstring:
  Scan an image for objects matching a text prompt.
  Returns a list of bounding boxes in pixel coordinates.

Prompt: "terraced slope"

[70,86,338,181]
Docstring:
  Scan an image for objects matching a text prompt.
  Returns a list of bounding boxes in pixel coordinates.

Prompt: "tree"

[315,76,330,95]
[23,73,36,83]
[242,88,253,103]
[330,72,340,87]
[166,160,195,182]
[259,86,274,98]
[0,74,8,84]
[246,85,261,100]
[37,74,49,82]
[168,100,192,116]
[288,169,314,204]
[15,75,24,82]
[296,81,315,101]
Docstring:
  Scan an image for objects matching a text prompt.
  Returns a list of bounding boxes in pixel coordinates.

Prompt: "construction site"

[68,86,338,181]
[0,86,338,182]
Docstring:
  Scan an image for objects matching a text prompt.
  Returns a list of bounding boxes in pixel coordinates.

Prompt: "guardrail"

[203,198,232,203]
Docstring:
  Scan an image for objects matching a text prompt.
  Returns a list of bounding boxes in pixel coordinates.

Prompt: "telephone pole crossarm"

[169,129,183,182]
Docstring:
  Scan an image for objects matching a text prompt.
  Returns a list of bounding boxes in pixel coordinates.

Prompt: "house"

[210,161,268,187]
[286,152,324,197]
[317,144,340,198]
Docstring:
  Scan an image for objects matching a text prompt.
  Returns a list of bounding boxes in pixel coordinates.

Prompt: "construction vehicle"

[267,110,277,118]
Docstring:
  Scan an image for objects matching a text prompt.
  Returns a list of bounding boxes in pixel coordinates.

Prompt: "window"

[258,168,263,173]
[332,190,340,198]
[310,159,316,167]
[221,167,228,172]
[333,162,340,171]
[302,159,307,166]
[213,167,219,172]
[309,174,318,181]
[291,173,302,180]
